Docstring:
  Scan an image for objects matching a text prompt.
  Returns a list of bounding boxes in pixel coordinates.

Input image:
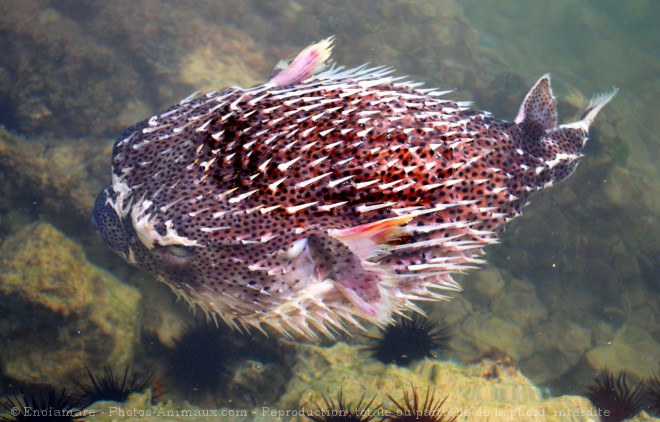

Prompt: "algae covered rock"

[0,1,275,139]
[0,222,140,385]
[0,1,143,138]
[279,342,597,422]
[84,390,254,422]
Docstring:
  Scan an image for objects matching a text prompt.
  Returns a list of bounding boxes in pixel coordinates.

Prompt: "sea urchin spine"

[387,385,456,422]
[585,371,643,422]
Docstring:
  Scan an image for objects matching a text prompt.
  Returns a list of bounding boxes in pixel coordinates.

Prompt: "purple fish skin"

[92,38,616,338]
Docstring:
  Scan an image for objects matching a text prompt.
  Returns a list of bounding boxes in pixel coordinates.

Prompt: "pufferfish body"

[92,37,616,337]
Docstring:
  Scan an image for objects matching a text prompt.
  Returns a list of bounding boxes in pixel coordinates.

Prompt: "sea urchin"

[1,388,84,422]
[645,375,660,417]
[585,371,643,422]
[307,391,381,421]
[74,365,155,407]
[165,322,236,402]
[387,386,456,422]
[365,314,450,367]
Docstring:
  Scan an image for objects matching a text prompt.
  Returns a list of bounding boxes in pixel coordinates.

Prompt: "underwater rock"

[518,316,592,387]
[0,209,34,238]
[0,6,272,225]
[471,266,506,301]
[231,359,291,408]
[141,292,192,350]
[460,316,525,360]
[0,222,140,386]
[227,0,490,93]
[452,264,589,362]
[0,1,274,139]
[178,40,262,94]
[0,127,109,224]
[74,1,273,113]
[279,341,596,422]
[490,280,548,329]
[433,269,553,369]
[586,323,660,380]
[627,304,658,335]
[520,350,571,386]
[603,166,659,265]
[82,390,255,421]
[0,1,143,138]
[552,318,592,367]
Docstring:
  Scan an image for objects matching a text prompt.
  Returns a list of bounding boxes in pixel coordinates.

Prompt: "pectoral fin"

[327,214,414,261]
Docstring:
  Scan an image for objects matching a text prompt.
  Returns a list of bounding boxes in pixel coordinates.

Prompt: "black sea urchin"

[585,371,643,422]
[166,322,235,401]
[0,388,84,421]
[74,365,154,407]
[307,391,380,421]
[645,375,660,417]
[386,386,456,422]
[365,314,450,366]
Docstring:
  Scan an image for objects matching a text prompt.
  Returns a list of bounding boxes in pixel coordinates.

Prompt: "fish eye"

[163,245,194,258]
[158,244,195,267]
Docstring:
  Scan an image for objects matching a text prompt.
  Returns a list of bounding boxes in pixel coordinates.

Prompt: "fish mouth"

[90,209,100,232]
[91,187,108,232]
[91,186,130,257]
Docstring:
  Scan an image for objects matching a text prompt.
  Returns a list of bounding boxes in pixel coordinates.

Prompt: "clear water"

[0,0,657,420]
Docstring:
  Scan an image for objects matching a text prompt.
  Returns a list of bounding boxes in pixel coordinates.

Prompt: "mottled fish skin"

[92,38,617,338]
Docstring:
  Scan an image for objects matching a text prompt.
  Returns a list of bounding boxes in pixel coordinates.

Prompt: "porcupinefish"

[92,37,616,338]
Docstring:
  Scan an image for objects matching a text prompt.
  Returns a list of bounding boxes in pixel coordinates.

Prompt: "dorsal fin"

[267,36,334,87]
[515,74,557,131]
